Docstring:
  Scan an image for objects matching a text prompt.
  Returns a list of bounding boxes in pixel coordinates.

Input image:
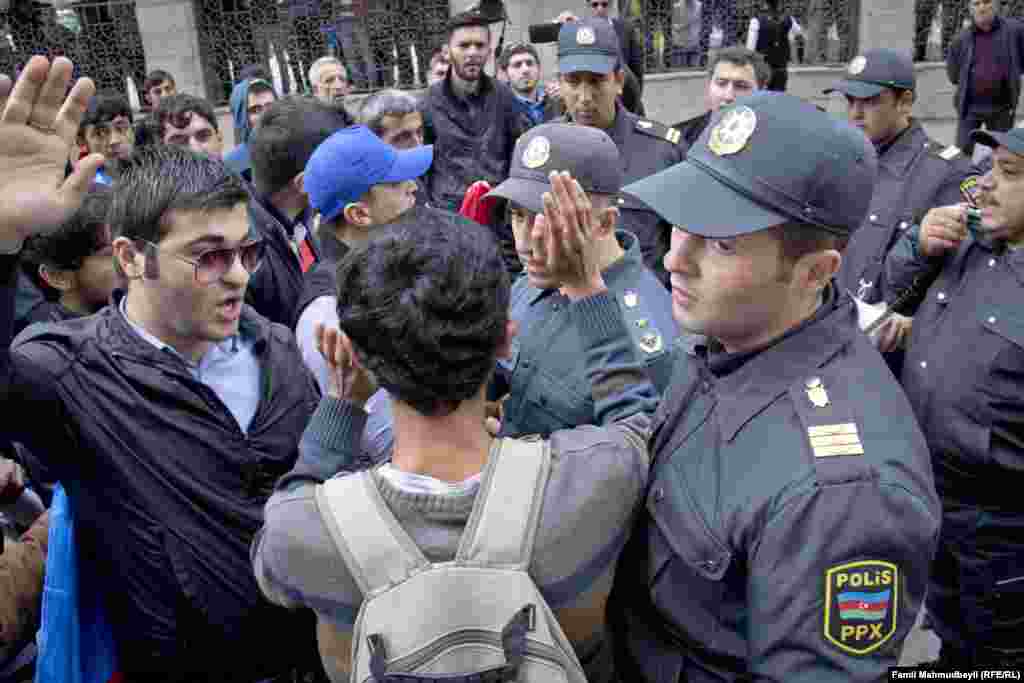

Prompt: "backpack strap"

[316,471,429,597]
[456,437,551,569]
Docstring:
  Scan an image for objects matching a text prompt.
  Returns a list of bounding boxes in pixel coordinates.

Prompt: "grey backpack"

[315,437,588,683]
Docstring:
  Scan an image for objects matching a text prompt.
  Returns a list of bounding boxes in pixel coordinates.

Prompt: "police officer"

[885,126,1024,671]
[825,49,976,359]
[555,18,685,287]
[607,92,941,681]
[486,122,689,438]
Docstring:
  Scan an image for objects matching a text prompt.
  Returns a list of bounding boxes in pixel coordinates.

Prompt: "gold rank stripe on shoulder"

[939,145,961,160]
[667,128,681,145]
[808,423,864,457]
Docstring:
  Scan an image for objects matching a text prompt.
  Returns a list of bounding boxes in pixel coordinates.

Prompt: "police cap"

[557,18,621,75]
[824,48,916,98]
[972,126,1024,156]
[487,123,623,213]
[624,92,877,238]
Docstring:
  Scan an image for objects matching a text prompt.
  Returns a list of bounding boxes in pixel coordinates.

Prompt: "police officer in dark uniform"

[885,126,1024,672]
[825,49,976,364]
[607,92,942,681]
[486,122,689,438]
[554,18,685,287]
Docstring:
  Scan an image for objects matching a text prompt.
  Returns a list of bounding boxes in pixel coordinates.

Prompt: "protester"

[253,188,658,681]
[142,69,176,111]
[0,56,324,680]
[225,78,277,180]
[672,46,768,151]
[151,93,225,158]
[555,18,684,286]
[79,93,135,184]
[357,89,424,150]
[246,96,350,327]
[19,185,116,329]
[295,125,431,393]
[947,0,1024,157]
[609,91,941,681]
[498,43,557,126]
[427,46,450,85]
[886,125,1024,671]
[746,0,802,91]
[421,11,529,215]
[308,56,351,104]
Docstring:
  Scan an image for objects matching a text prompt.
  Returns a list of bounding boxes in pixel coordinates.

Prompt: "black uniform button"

[703,559,719,571]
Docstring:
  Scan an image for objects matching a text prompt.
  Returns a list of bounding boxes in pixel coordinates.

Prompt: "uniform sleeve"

[882,230,945,310]
[745,482,939,682]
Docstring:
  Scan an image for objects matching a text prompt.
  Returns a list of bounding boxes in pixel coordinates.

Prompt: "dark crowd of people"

[0,1,1021,682]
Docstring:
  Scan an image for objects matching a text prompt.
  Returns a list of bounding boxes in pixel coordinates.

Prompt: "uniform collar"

[704,285,857,442]
[876,119,929,175]
[526,230,642,305]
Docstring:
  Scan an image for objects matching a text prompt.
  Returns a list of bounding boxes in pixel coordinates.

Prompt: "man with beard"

[420,11,530,215]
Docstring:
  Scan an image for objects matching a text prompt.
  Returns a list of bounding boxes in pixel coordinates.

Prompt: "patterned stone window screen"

[914,0,1024,62]
[621,0,861,72]
[194,0,452,105]
[1,0,146,102]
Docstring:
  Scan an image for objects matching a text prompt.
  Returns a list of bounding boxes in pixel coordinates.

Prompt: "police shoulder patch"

[824,560,899,656]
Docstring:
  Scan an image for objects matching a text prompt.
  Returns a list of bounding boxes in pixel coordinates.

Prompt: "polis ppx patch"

[824,560,898,655]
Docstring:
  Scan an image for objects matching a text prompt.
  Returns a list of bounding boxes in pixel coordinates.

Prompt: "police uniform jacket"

[890,234,1024,652]
[494,230,683,438]
[837,120,974,307]
[608,287,941,682]
[671,110,711,153]
[560,104,685,287]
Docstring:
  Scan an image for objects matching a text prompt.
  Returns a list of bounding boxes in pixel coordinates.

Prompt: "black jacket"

[246,194,321,329]
[0,255,320,678]
[612,17,645,91]
[422,72,530,213]
[947,15,1024,116]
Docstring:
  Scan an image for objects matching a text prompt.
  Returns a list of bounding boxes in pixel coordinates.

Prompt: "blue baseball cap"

[304,125,433,223]
[624,92,877,238]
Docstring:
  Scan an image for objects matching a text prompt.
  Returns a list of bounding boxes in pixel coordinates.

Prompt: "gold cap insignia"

[623,290,638,308]
[708,106,757,157]
[639,333,663,354]
[576,26,596,45]
[522,136,551,169]
[848,56,867,76]
[805,376,830,408]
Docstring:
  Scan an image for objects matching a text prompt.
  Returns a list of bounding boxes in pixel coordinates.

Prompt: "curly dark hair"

[335,206,511,417]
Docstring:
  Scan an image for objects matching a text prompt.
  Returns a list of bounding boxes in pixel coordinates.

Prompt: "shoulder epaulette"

[635,118,681,145]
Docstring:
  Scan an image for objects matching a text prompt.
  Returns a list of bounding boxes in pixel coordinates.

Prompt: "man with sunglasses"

[0,57,323,682]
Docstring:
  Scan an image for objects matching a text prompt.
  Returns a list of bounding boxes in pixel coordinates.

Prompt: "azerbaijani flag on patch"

[837,589,891,621]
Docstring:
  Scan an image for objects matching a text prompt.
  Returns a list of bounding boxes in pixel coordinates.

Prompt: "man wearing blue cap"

[606,92,941,681]
[884,125,1024,671]
[295,125,432,395]
[555,17,684,288]
[825,49,975,361]
[484,122,685,438]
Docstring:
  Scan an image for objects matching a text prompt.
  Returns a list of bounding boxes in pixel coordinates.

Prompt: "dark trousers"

[766,65,788,92]
[957,106,1016,157]
[926,508,1024,670]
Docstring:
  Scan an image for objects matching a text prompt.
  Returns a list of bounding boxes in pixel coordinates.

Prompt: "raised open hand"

[536,171,606,299]
[0,56,103,248]
[315,323,377,405]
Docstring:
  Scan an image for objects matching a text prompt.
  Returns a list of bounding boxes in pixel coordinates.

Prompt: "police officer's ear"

[797,248,842,296]
[594,201,618,239]
[613,68,625,96]
[895,88,915,117]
